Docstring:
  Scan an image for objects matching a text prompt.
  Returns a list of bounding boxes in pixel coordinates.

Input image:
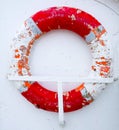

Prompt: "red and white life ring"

[9,7,112,112]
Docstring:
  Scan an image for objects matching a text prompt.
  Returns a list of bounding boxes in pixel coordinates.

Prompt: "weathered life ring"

[9,6,112,112]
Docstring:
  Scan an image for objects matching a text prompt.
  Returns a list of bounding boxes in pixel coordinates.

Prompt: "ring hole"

[29,30,92,91]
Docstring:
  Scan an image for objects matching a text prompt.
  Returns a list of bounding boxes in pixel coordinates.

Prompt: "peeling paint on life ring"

[9,6,112,112]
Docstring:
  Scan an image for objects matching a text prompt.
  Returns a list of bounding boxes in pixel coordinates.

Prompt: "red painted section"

[32,7,101,38]
[22,82,90,112]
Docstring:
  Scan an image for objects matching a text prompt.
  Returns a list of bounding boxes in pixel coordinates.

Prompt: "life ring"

[9,6,111,112]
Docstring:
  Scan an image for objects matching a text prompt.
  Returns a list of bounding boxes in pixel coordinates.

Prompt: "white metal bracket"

[7,75,114,126]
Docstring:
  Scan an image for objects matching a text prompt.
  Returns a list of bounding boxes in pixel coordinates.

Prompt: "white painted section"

[57,81,65,126]
[8,75,114,83]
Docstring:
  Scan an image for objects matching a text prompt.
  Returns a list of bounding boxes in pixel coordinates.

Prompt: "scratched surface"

[0,0,119,130]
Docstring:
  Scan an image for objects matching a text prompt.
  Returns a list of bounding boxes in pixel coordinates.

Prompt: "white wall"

[0,0,119,130]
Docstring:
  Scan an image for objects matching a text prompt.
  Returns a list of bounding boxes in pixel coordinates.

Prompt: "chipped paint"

[9,6,112,112]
